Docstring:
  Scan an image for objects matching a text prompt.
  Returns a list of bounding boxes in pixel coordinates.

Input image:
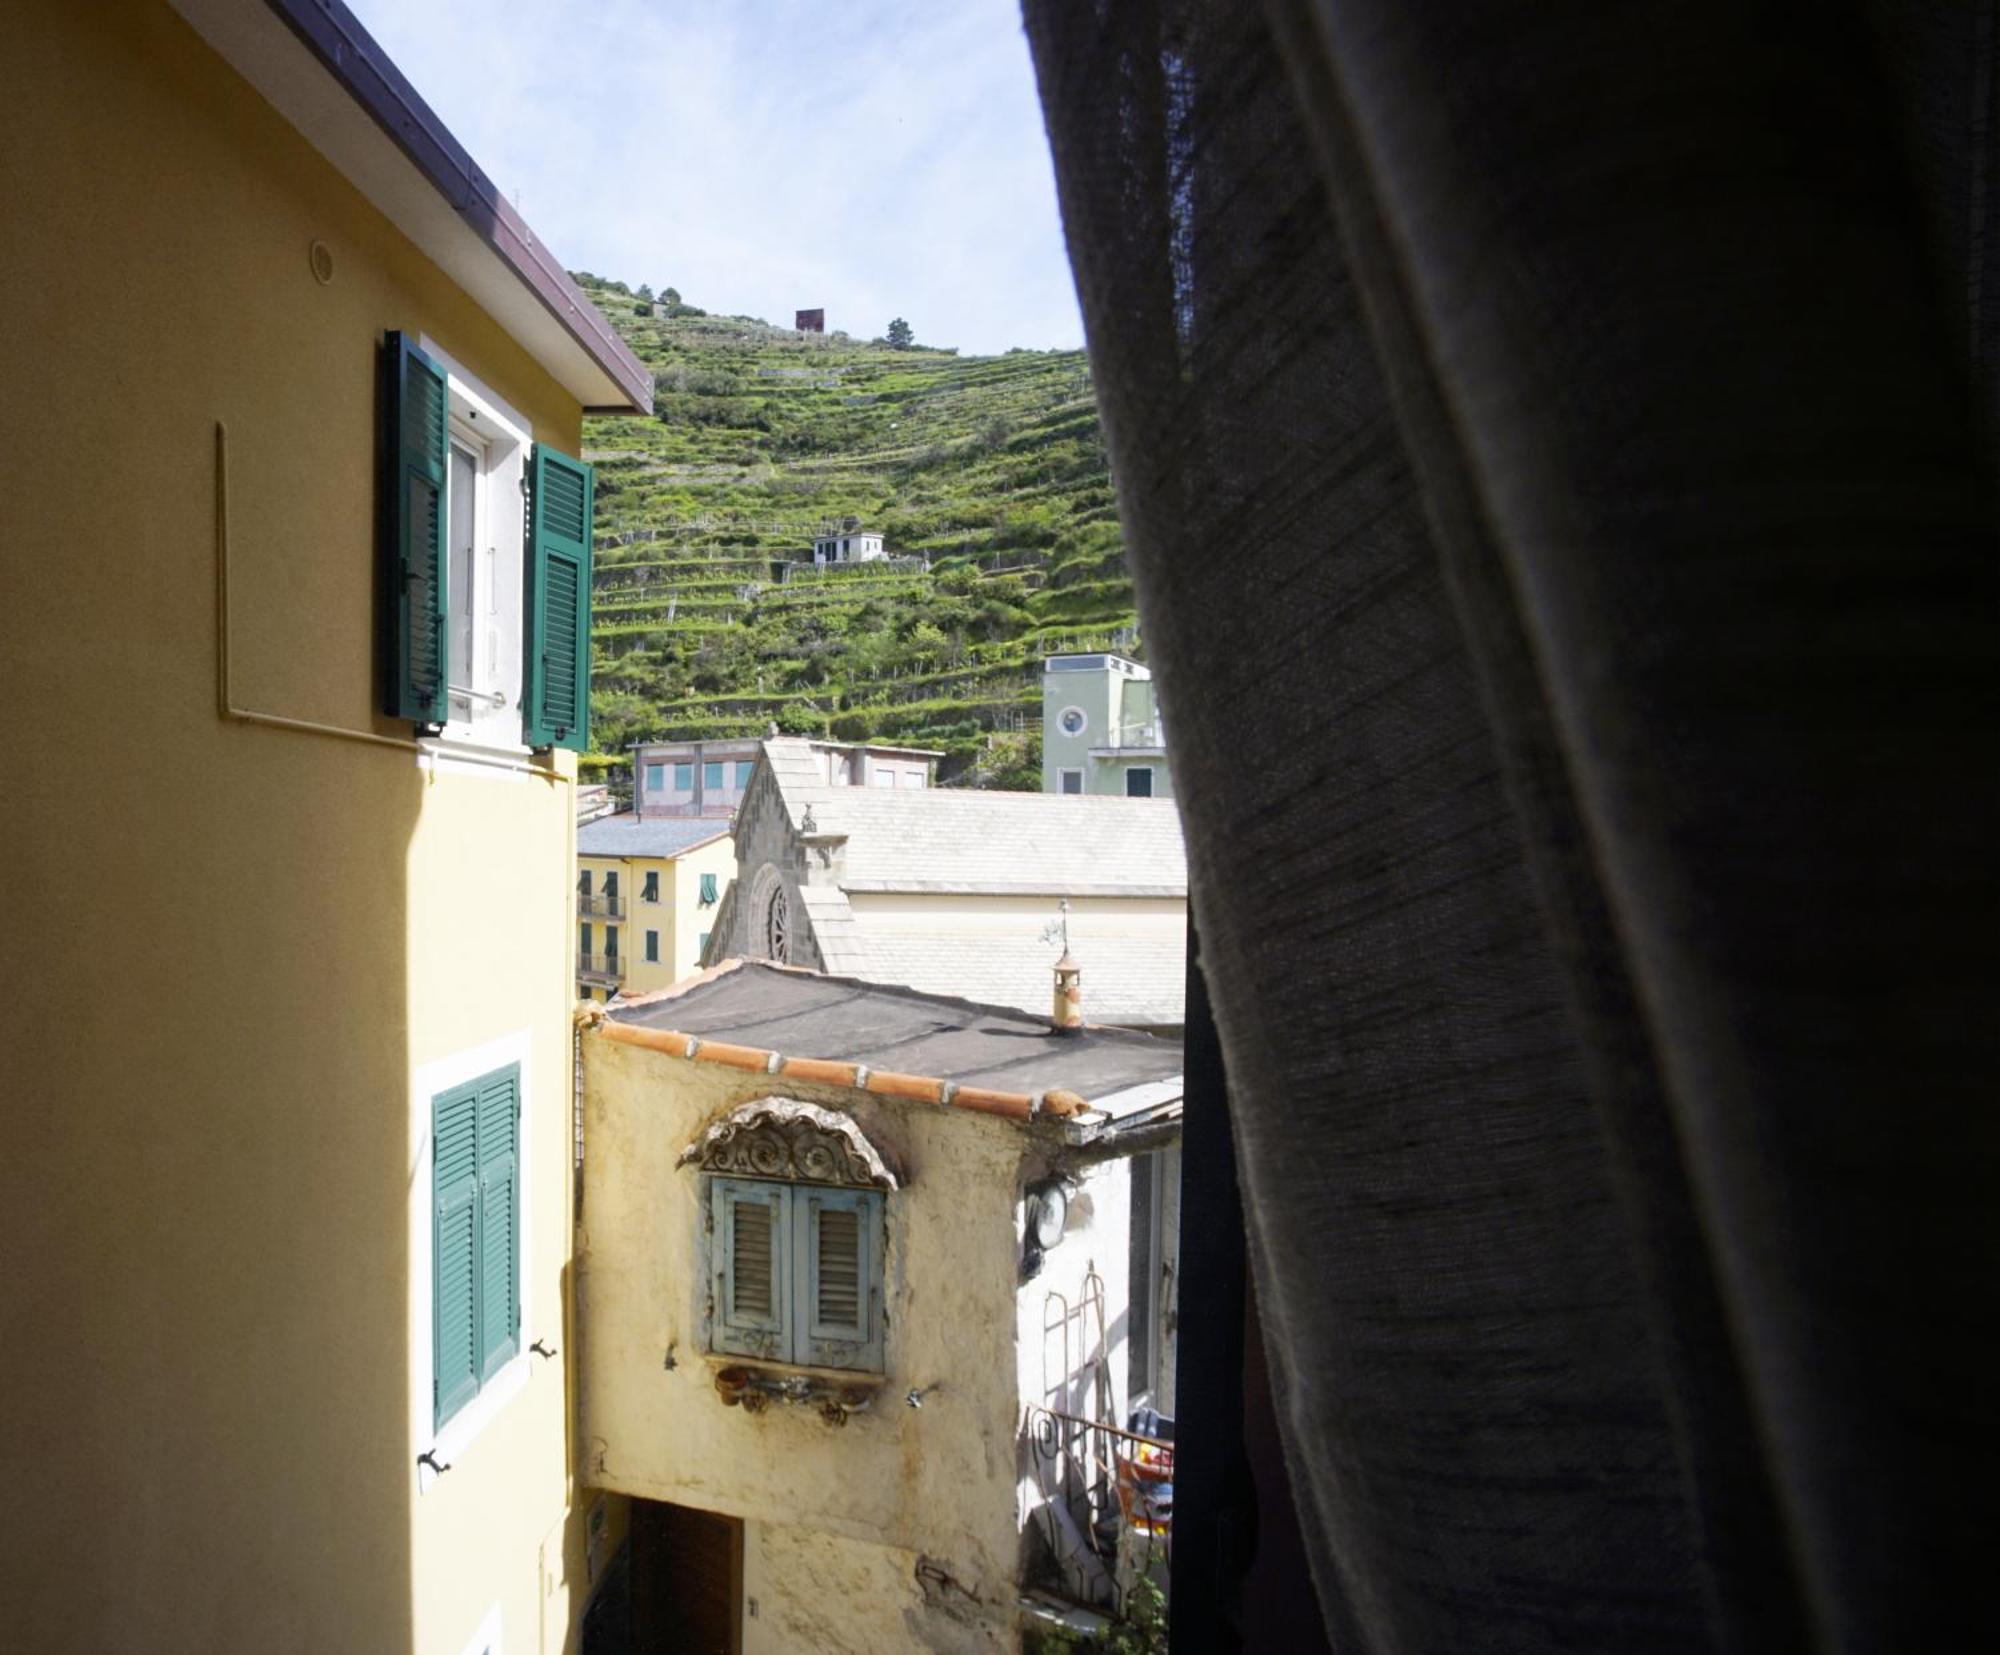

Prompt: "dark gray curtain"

[1021,2,1997,1649]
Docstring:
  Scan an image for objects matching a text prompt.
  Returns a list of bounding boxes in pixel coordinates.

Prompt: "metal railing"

[578,893,626,919]
[1023,1404,1173,1613]
[1100,721,1166,750]
[577,953,625,982]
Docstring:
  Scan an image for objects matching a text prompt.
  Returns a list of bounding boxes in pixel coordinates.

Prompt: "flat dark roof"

[611,963,1181,1103]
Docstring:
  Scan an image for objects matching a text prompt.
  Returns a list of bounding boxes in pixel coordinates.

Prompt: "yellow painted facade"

[0,2,625,1650]
[578,833,738,1001]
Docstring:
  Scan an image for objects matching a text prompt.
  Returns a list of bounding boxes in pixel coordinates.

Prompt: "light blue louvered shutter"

[432,1079,482,1428]
[476,1065,521,1379]
[523,445,594,751]
[710,1179,790,1361]
[381,332,449,727]
[795,1187,883,1371]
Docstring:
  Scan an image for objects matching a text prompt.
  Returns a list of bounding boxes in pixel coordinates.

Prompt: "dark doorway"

[1126,767,1154,797]
[630,1499,743,1655]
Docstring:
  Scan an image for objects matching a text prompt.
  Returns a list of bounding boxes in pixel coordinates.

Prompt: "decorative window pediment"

[677,1096,900,1191]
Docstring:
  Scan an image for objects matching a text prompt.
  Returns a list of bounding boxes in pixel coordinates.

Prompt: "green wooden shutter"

[710,1178,790,1361]
[795,1187,883,1371]
[380,332,449,727]
[432,1079,482,1428]
[699,872,718,906]
[523,445,594,751]
[476,1065,521,1379]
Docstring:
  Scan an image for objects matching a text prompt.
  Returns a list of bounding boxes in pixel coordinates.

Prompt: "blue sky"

[346,0,1084,356]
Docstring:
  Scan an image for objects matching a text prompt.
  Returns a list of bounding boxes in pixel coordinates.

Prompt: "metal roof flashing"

[169,0,652,414]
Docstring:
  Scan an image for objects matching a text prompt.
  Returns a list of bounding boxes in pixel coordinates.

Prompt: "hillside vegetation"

[574,275,1138,785]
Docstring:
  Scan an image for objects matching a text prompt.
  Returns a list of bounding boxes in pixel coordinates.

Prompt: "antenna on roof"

[1047,900,1083,1035]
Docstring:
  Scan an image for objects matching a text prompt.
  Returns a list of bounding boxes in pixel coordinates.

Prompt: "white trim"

[458,1603,503,1655]
[418,340,534,450]
[417,734,537,781]
[420,337,531,754]
[410,1029,537,1491]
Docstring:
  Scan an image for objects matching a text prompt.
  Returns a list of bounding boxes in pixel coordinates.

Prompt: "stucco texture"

[578,1038,1037,1651]
[0,2,597,1651]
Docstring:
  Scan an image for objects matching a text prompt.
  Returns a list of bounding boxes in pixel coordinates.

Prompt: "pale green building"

[1041,653,1172,799]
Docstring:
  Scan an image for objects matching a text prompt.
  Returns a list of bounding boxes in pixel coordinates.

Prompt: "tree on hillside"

[886,317,914,349]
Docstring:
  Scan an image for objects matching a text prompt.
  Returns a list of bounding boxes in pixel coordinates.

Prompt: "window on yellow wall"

[646,931,660,963]
[380,332,594,753]
[643,871,660,903]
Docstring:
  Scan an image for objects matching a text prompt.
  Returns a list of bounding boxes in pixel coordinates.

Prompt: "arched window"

[678,1098,898,1373]
[764,882,791,963]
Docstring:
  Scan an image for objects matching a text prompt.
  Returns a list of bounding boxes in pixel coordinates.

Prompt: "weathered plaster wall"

[741,1521,998,1655]
[578,1039,1037,1649]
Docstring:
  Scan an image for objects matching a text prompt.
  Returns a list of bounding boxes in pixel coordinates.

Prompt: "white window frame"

[420,337,531,758]
[1059,768,1085,795]
[409,1029,536,1489]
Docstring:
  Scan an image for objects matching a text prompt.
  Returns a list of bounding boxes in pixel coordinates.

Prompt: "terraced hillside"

[573,275,1137,786]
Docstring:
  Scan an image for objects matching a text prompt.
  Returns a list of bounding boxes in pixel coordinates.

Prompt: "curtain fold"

[1021,2,1997,1649]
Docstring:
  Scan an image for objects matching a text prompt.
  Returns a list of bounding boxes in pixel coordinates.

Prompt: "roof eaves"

[196,0,652,413]
[583,1002,1092,1124]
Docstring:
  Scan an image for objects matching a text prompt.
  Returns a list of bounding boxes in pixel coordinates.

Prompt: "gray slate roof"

[825,930,1186,1028]
[748,739,1188,1023]
[612,963,1182,1104]
[577,813,732,859]
[762,739,1185,895]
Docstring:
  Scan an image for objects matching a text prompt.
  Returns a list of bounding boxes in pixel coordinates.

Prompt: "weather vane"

[1041,898,1071,951]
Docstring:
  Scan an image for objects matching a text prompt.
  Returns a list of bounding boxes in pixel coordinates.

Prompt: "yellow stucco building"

[577,816,738,1001]
[0,2,648,1650]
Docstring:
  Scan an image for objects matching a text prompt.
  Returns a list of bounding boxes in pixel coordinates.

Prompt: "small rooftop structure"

[599,961,1182,1136]
[576,813,731,859]
[170,0,650,413]
[812,529,886,566]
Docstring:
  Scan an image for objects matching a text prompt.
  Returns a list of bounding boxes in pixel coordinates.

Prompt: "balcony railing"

[1092,721,1166,753]
[578,893,626,919]
[1024,1404,1172,1614]
[578,952,625,983]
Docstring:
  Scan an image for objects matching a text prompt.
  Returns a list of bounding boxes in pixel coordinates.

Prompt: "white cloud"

[345,0,1084,354]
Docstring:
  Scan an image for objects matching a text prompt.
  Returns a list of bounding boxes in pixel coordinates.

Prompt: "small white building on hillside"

[813,529,887,564]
